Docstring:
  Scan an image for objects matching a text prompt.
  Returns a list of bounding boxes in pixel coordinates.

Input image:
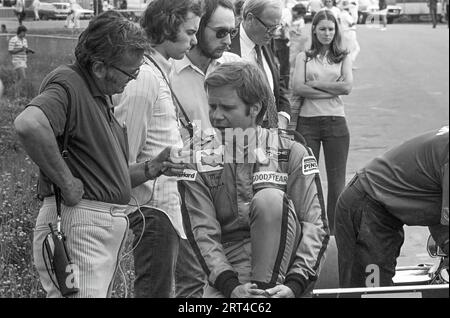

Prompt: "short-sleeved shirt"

[28,62,131,205]
[8,36,28,68]
[297,52,345,117]
[358,127,449,226]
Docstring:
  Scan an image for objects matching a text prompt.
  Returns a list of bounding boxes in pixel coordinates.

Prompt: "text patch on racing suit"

[253,171,288,192]
[302,156,320,175]
[176,169,198,182]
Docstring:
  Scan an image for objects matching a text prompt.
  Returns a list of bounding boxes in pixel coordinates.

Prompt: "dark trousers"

[15,11,25,25]
[175,238,206,298]
[430,6,438,27]
[296,116,350,235]
[273,38,291,88]
[335,176,405,288]
[128,208,180,298]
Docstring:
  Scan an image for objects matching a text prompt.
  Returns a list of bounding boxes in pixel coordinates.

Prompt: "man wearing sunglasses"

[230,0,292,130]
[113,0,203,298]
[172,0,241,141]
[171,0,241,298]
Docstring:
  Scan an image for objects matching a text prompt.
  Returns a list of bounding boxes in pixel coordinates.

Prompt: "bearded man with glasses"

[229,0,292,130]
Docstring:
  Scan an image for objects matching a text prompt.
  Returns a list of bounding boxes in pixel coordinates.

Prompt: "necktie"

[254,45,278,129]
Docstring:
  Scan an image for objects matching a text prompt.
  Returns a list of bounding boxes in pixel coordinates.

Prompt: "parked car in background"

[24,2,60,20]
[358,0,402,24]
[52,2,93,20]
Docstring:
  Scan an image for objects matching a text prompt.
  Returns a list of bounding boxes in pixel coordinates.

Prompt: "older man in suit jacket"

[230,0,292,129]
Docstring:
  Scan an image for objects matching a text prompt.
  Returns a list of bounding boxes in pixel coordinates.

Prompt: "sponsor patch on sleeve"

[176,169,198,181]
[302,156,319,175]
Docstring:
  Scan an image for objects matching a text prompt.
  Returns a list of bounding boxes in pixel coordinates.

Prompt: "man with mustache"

[171,0,241,298]
[178,61,329,298]
[113,0,202,298]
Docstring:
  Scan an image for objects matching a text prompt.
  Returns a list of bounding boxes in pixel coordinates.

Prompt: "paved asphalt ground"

[1,19,449,267]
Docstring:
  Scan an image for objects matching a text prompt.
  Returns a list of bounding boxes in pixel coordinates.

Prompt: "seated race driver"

[177,61,330,298]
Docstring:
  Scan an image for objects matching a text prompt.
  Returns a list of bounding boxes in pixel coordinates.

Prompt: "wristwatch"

[144,160,163,180]
[144,160,154,180]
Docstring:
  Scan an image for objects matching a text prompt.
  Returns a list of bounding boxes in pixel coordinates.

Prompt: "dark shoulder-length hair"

[306,10,348,64]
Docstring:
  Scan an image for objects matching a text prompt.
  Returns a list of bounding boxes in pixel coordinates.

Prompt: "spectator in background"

[320,0,341,22]
[309,0,324,19]
[292,10,353,235]
[445,0,449,28]
[1,24,7,33]
[65,0,81,29]
[429,0,439,28]
[120,0,127,10]
[8,25,31,92]
[102,0,110,12]
[289,2,308,70]
[378,0,387,30]
[340,0,360,67]
[14,0,26,26]
[113,0,203,298]
[33,0,41,21]
[273,1,292,88]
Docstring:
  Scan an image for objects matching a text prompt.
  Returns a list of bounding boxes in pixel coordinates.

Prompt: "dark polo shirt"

[358,127,449,226]
[28,62,131,205]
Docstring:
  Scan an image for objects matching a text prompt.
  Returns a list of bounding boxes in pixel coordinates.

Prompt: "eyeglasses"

[206,25,239,39]
[109,63,141,80]
[252,14,281,34]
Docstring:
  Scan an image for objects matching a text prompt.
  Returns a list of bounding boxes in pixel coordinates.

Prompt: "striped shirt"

[113,50,185,239]
[8,36,28,67]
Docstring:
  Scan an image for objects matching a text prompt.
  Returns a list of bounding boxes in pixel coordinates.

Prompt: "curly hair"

[140,0,203,45]
[75,11,147,69]
[205,61,274,125]
[307,10,348,64]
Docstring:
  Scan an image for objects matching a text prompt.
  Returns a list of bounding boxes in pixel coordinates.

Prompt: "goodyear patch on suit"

[253,171,288,186]
[302,156,319,175]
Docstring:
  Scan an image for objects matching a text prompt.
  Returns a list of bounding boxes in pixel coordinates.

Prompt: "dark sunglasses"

[109,63,142,80]
[206,25,238,39]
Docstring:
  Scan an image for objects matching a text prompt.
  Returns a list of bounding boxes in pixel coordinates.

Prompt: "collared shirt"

[8,35,28,66]
[29,62,131,205]
[170,52,241,136]
[113,50,186,238]
[239,25,290,122]
[240,24,274,92]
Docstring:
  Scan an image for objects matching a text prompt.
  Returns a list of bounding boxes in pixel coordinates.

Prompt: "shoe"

[380,27,387,31]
